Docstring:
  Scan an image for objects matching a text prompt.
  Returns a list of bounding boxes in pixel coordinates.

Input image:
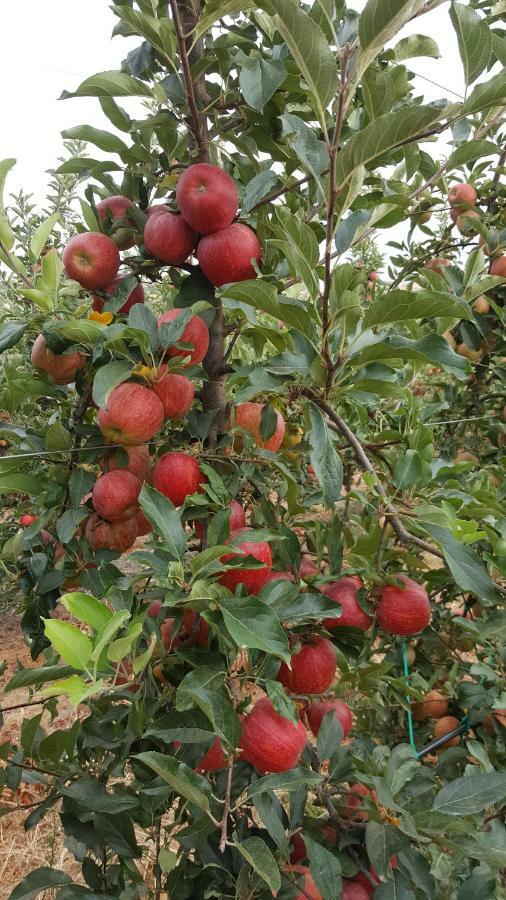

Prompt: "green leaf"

[235,836,281,895]
[135,751,211,811]
[5,665,75,693]
[238,52,285,111]
[419,523,500,605]
[94,812,140,858]
[61,126,130,157]
[30,213,59,261]
[393,34,440,60]
[257,0,338,128]
[0,322,26,352]
[143,709,215,744]
[334,209,372,253]
[43,619,92,671]
[461,69,506,115]
[304,833,342,899]
[432,772,506,816]
[91,360,133,409]
[306,402,343,507]
[0,158,16,213]
[90,610,131,663]
[246,767,323,798]
[279,113,328,188]
[270,207,320,298]
[44,422,73,451]
[9,867,72,900]
[349,333,470,380]
[450,4,492,86]
[60,70,155,99]
[193,0,255,41]
[139,484,186,560]
[447,140,498,170]
[362,289,472,329]
[273,590,343,625]
[99,96,132,132]
[375,874,416,899]
[393,450,423,490]
[49,319,104,345]
[176,667,241,748]
[218,596,290,661]
[40,675,103,707]
[241,170,278,213]
[334,105,443,188]
[358,0,425,71]
[221,279,314,338]
[366,822,407,877]
[112,6,175,63]
[0,474,41,496]
[59,593,113,632]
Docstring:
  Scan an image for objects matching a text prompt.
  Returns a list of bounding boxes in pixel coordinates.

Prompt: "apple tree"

[1,1,506,898]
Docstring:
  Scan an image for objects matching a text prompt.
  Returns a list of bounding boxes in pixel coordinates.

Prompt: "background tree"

[0,1,505,898]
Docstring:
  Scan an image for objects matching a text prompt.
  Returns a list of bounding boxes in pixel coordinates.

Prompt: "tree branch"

[301,388,444,559]
[219,761,234,853]
[169,0,208,161]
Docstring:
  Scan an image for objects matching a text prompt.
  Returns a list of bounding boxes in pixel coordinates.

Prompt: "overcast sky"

[1,1,467,205]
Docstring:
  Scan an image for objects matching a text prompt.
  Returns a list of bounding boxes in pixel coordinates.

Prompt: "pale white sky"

[0,1,468,205]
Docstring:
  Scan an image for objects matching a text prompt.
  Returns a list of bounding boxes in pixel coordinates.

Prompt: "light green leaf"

[5,665,76,693]
[241,170,278,213]
[450,4,492,86]
[362,289,472,329]
[235,836,281,895]
[246,767,323,798]
[43,619,92,671]
[90,610,131,663]
[433,772,506,816]
[40,675,105,706]
[463,275,504,303]
[112,6,175,62]
[218,596,290,661]
[238,53,285,111]
[108,623,143,663]
[305,402,343,507]
[61,125,130,157]
[92,360,133,409]
[50,320,104,345]
[193,0,255,41]
[393,450,425,490]
[0,474,41,496]
[60,70,155,99]
[358,0,425,75]
[139,484,186,559]
[447,140,498,170]
[257,0,338,128]
[0,158,16,213]
[221,279,314,337]
[461,69,506,115]
[135,751,211,811]
[60,594,113,632]
[393,34,440,60]
[18,289,53,311]
[419,523,500,605]
[270,206,320,298]
[30,213,59,261]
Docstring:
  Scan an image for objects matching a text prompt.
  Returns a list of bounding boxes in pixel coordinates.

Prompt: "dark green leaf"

[393,450,423,490]
[9,868,71,900]
[218,595,290,661]
[176,667,241,748]
[94,812,140,858]
[420,523,500,605]
[235,836,281,894]
[143,709,215,744]
[246,767,323,798]
[432,772,506,816]
[139,484,186,560]
[304,833,342,899]
[5,665,76,693]
[241,170,278,214]
[461,70,506,115]
[450,4,492,86]
[60,71,155,99]
[306,403,343,507]
[0,322,26,352]
[91,360,133,408]
[134,751,211,810]
[238,53,286,111]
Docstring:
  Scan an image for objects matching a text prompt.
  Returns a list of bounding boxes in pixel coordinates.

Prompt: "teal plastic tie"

[402,638,416,751]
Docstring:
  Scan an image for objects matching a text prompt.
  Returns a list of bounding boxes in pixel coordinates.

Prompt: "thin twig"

[169,0,207,158]
[219,761,234,852]
[251,173,316,211]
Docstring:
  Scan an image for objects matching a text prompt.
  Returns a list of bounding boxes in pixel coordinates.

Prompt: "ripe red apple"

[92,470,141,523]
[306,699,353,738]
[153,451,205,506]
[194,498,246,542]
[98,383,164,445]
[368,271,378,282]
[158,309,209,365]
[99,445,151,482]
[342,784,376,822]
[147,204,169,218]
[289,832,307,863]
[300,555,318,580]
[31,335,86,385]
[423,258,450,277]
[85,513,138,552]
[92,277,144,314]
[277,636,337,695]
[19,514,38,527]
[287,865,322,900]
[176,163,238,234]
[240,697,307,773]
[153,366,195,419]
[264,570,295,584]
[135,509,153,537]
[490,255,506,277]
[321,575,372,631]
[147,599,162,618]
[63,232,120,290]
[195,737,227,773]
[219,527,272,594]
[197,223,261,286]
[144,210,196,264]
[234,402,285,452]
[161,609,208,649]
[342,881,370,900]
[448,182,477,213]
[97,195,136,249]
[377,575,431,635]
[353,858,398,898]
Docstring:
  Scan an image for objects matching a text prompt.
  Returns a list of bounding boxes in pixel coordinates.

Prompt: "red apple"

[277,636,336,695]
[136,509,153,536]
[423,258,450,277]
[300,555,318,580]
[306,699,353,738]
[195,737,227,772]
[289,832,307,863]
[448,182,477,213]
[197,223,261,286]
[342,784,376,822]
[158,308,209,366]
[377,575,431,635]
[161,609,208,649]
[63,232,120,290]
[147,204,169,218]
[321,576,372,631]
[19,514,38,527]
[31,334,86,385]
[92,470,141,523]
[490,255,506,277]
[287,865,322,900]
[264,570,295,584]
[219,527,272,594]
[153,451,205,506]
[234,402,285,452]
[85,513,138,553]
[99,445,151,482]
[176,163,238,234]
[147,599,162,618]
[97,195,136,249]
[194,498,246,542]
[98,383,164,445]
[92,277,145,314]
[144,210,196,264]
[342,881,370,900]
[368,271,378,282]
[240,697,307,773]
[153,366,195,419]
